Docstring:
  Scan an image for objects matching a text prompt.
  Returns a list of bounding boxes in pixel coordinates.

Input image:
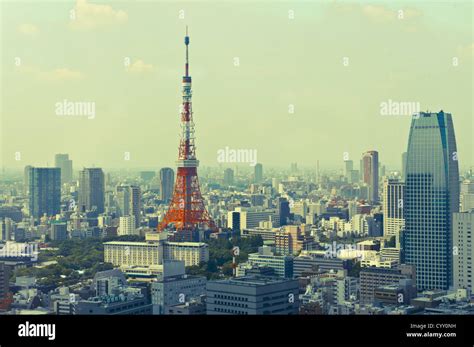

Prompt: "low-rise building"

[246,246,293,278]
[206,276,299,315]
[104,233,209,267]
[360,265,416,305]
[151,274,206,315]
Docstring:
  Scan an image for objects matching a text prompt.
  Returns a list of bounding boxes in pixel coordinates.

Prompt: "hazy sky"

[1,0,472,171]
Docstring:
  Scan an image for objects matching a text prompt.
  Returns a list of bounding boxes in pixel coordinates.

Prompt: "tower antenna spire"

[185,26,190,77]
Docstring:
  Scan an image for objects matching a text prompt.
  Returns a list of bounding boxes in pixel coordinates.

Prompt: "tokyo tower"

[158,27,216,240]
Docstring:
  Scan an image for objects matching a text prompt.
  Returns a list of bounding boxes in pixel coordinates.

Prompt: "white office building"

[227,207,279,231]
[382,179,405,240]
[453,212,474,293]
[118,216,137,236]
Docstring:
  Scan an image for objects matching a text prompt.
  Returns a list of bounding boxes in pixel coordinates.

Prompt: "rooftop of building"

[153,274,206,283]
[165,241,208,247]
[209,275,294,287]
[375,284,401,291]
[104,240,207,247]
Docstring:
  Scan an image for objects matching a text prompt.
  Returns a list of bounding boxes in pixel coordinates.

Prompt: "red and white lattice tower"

[158,27,216,240]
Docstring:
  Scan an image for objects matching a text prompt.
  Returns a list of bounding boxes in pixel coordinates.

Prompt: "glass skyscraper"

[28,167,61,219]
[362,151,379,202]
[159,168,174,203]
[54,153,73,184]
[402,111,459,290]
[78,168,105,214]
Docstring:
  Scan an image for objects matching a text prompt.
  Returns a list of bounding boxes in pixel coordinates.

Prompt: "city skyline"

[1,1,472,170]
[1,0,474,332]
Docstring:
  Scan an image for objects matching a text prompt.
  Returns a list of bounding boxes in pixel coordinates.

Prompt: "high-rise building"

[118,216,137,236]
[461,180,474,194]
[50,222,68,241]
[401,152,408,181]
[116,185,141,228]
[159,168,174,202]
[460,180,474,212]
[277,197,290,226]
[254,163,263,184]
[0,262,11,308]
[223,168,234,186]
[351,214,375,236]
[28,167,61,219]
[461,195,474,212]
[403,111,460,290]
[23,165,32,196]
[344,160,353,181]
[54,154,73,184]
[350,170,360,184]
[272,178,280,191]
[382,179,405,241]
[129,185,141,228]
[78,168,105,214]
[0,218,13,241]
[362,151,379,202]
[453,212,474,292]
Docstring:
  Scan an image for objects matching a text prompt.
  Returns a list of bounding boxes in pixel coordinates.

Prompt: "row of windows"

[214,294,249,301]
[214,308,248,314]
[214,301,249,308]
[107,301,144,313]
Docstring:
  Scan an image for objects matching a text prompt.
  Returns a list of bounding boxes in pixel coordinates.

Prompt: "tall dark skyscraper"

[362,151,379,202]
[54,153,73,184]
[78,168,105,214]
[28,167,61,219]
[403,111,459,290]
[159,168,174,203]
[254,163,263,183]
[277,197,290,226]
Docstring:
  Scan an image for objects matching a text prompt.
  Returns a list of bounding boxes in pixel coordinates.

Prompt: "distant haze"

[1,1,472,170]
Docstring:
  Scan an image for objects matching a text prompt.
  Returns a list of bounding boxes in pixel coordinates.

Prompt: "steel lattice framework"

[158,28,216,238]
